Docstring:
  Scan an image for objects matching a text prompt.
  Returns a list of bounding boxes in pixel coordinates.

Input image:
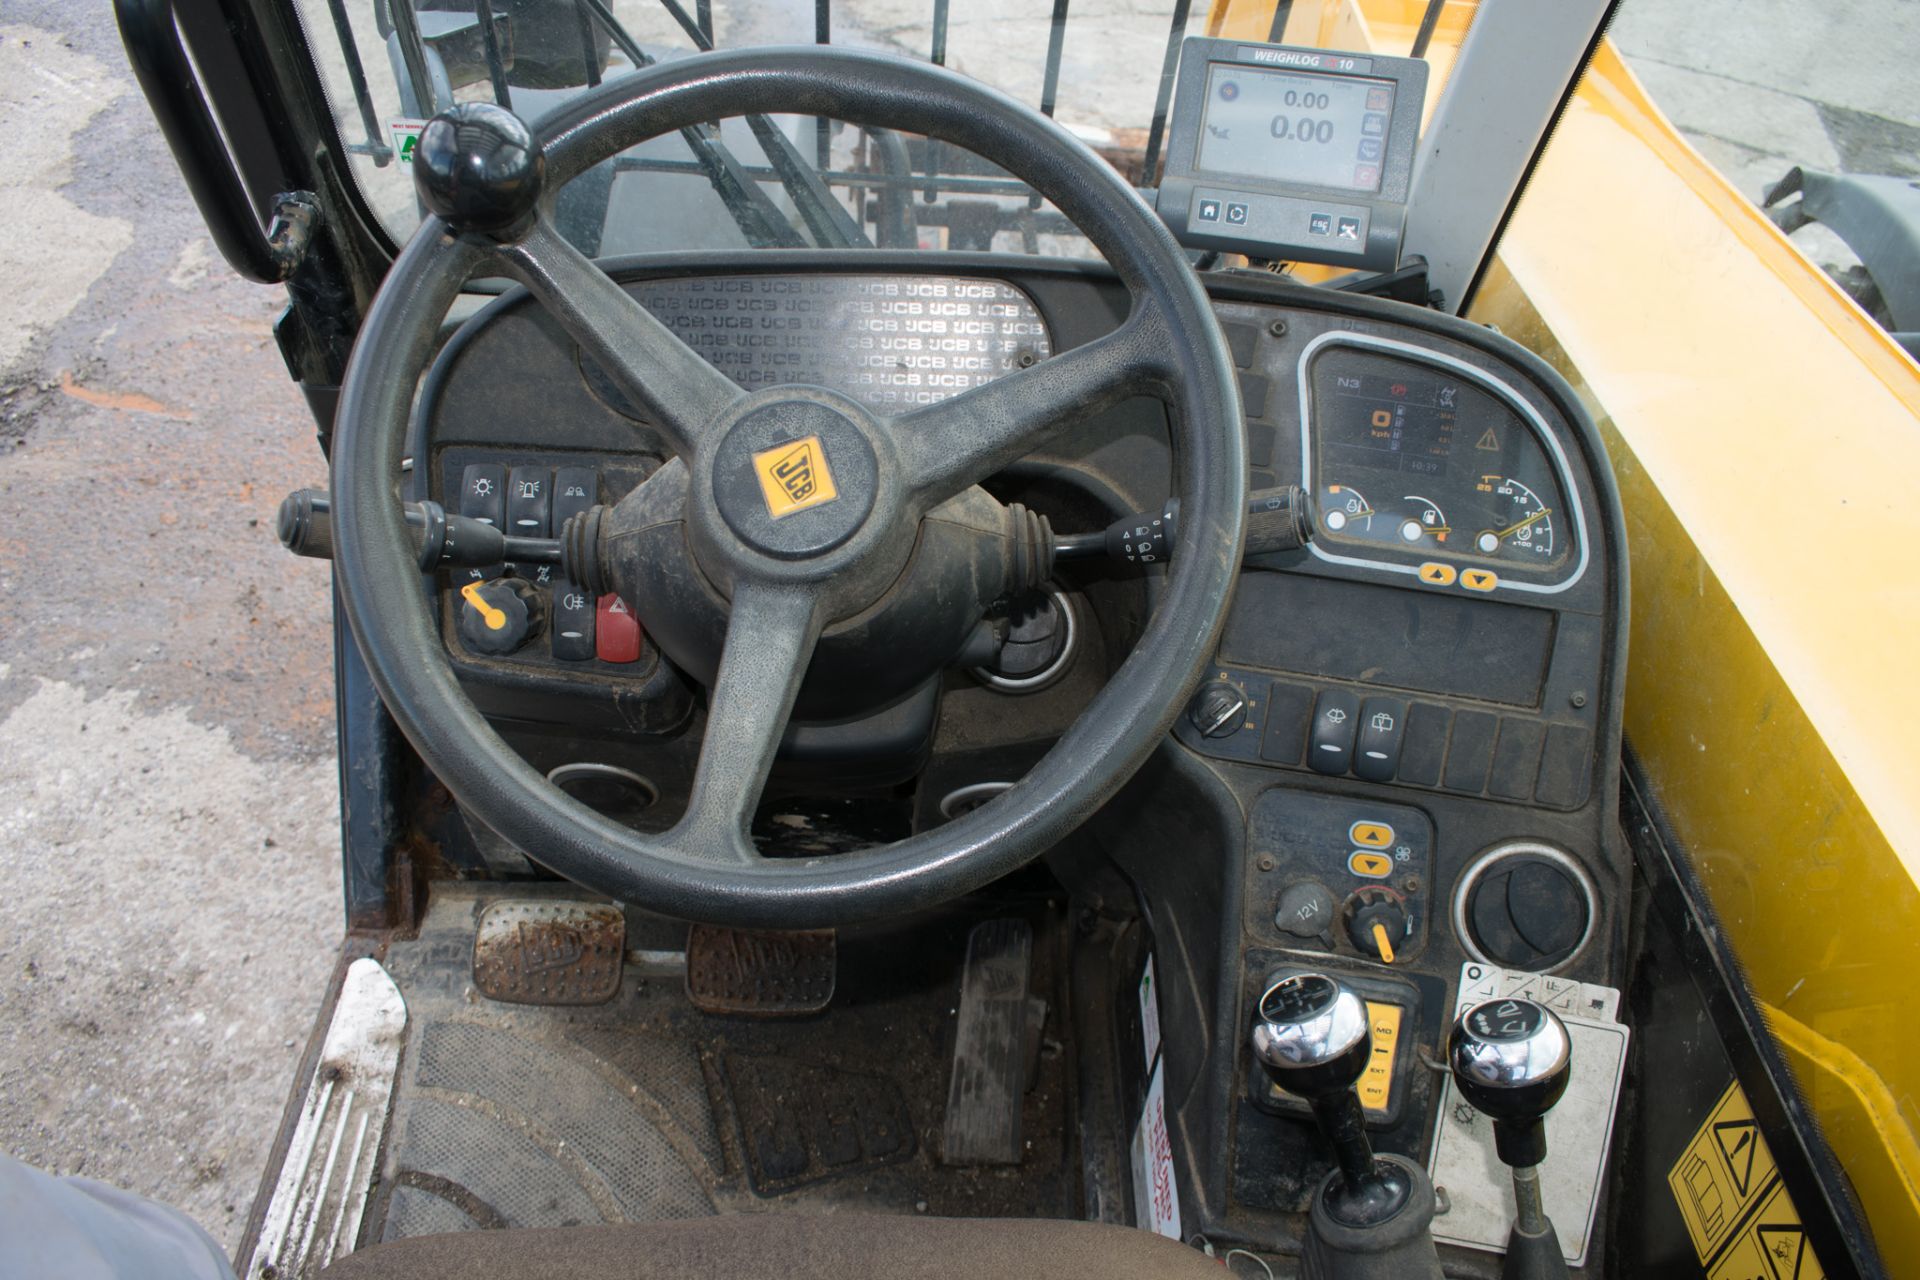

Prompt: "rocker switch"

[552,583,596,661]
[552,466,599,531]
[1309,690,1361,775]
[459,463,506,529]
[507,466,551,536]
[457,463,507,581]
[1354,697,1408,782]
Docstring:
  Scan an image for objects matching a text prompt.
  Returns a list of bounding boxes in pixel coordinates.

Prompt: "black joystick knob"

[1252,974,1411,1228]
[1449,998,1574,1280]
[1448,997,1572,1169]
[414,103,545,240]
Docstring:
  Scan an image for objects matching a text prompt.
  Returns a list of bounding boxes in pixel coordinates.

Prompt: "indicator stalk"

[1053,485,1313,565]
[278,488,565,572]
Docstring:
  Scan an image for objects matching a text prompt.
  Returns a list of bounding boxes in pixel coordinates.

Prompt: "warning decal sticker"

[1138,954,1162,1072]
[1130,1060,1181,1241]
[1668,1080,1825,1280]
[389,118,425,164]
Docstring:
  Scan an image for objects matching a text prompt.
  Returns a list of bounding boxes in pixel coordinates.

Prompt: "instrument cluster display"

[1304,341,1584,592]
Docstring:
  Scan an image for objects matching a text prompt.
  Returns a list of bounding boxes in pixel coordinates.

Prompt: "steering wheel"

[332,47,1246,927]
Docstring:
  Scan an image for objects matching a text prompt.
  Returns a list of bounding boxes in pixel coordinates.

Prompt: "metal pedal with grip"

[684,924,836,1016]
[941,918,1034,1166]
[471,900,625,1005]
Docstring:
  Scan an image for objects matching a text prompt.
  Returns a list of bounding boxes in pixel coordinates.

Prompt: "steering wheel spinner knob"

[414,102,545,240]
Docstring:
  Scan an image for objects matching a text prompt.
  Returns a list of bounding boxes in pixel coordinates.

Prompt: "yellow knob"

[1371,921,1396,965]
[460,581,508,632]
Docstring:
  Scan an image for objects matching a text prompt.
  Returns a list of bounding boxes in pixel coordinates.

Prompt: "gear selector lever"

[1252,974,1442,1280]
[1448,997,1575,1280]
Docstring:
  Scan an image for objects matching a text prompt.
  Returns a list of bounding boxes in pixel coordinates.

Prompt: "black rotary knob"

[414,103,545,239]
[1187,680,1249,738]
[458,576,545,655]
[1343,887,1410,964]
[1447,997,1572,1169]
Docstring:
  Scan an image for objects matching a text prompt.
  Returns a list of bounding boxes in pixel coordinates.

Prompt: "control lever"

[1252,974,1442,1280]
[277,488,564,572]
[1053,485,1312,565]
[1448,998,1575,1280]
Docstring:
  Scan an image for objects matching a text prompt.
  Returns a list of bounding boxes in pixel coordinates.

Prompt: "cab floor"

[365,884,1078,1242]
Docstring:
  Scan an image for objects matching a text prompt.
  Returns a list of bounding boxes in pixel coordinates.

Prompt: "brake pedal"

[685,924,836,1016]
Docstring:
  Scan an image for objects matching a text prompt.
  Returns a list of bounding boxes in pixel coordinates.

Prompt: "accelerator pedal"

[685,924,836,1016]
[941,917,1034,1165]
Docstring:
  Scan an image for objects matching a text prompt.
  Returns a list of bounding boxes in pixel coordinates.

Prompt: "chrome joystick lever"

[1252,975,1386,1209]
[1253,975,1443,1277]
[1449,998,1575,1280]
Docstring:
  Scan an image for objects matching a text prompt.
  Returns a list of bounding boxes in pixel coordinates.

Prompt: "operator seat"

[320,1213,1220,1278]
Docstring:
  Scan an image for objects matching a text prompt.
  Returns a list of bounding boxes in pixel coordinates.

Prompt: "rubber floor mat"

[364,885,1078,1245]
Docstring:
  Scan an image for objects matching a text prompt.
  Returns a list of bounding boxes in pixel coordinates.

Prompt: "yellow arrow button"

[1418,562,1457,586]
[1349,851,1393,878]
[1349,822,1395,848]
[1461,568,1499,592]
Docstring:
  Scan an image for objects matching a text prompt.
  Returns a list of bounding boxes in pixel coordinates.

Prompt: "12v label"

[1669,1080,1824,1279]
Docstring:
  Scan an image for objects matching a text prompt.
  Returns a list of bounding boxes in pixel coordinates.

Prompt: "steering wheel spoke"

[666,580,824,865]
[890,313,1162,510]
[496,218,745,459]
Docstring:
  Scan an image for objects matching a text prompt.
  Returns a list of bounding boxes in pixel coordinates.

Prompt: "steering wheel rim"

[332,46,1246,927]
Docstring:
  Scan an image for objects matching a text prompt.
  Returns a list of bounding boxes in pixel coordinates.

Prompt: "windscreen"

[292,0,1216,260]
[290,0,1480,261]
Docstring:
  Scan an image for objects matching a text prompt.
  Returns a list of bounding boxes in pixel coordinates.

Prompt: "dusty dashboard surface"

[410,258,1627,1254]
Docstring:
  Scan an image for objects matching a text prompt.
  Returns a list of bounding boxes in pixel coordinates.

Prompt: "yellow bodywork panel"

[1208,0,1920,1255]
[1475,44,1920,1259]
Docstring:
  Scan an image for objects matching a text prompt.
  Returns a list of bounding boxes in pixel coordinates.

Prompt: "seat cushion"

[320,1214,1221,1278]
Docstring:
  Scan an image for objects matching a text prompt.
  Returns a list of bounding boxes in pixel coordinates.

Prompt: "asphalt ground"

[0,0,1911,1257]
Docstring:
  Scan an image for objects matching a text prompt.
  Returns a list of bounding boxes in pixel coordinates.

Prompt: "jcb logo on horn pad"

[752,435,838,518]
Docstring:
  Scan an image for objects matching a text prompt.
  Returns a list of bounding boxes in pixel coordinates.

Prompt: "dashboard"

[1303,334,1586,593]
[408,256,1627,1260]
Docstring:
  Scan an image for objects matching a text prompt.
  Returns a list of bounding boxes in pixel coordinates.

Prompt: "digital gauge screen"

[1310,348,1576,579]
[1196,64,1396,193]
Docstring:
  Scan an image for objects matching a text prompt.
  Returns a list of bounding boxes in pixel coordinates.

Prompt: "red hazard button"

[595,595,642,663]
